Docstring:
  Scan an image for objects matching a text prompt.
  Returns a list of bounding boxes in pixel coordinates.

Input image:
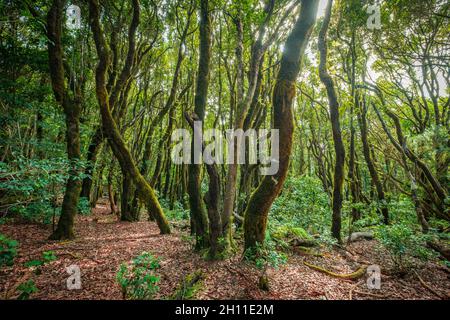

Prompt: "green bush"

[11,200,58,225]
[160,199,189,221]
[77,197,91,215]
[16,279,38,300]
[116,252,161,300]
[24,250,57,268]
[244,234,287,270]
[269,176,331,236]
[375,224,436,274]
[0,157,89,224]
[0,233,18,267]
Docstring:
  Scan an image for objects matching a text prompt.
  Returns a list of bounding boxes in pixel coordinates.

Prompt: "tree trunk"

[357,95,389,224]
[80,127,103,202]
[47,0,82,240]
[187,0,213,250]
[317,0,345,243]
[89,0,170,234]
[243,0,319,249]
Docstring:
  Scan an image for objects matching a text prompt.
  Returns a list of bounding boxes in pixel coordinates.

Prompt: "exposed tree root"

[414,270,446,299]
[427,241,450,261]
[303,261,367,280]
[349,280,364,300]
[171,270,204,300]
[293,246,323,257]
[290,238,317,248]
[353,290,388,299]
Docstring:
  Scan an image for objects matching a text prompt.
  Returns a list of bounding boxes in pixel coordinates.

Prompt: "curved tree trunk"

[47,0,82,240]
[357,95,389,224]
[89,0,170,234]
[80,127,103,204]
[243,0,319,249]
[317,0,346,243]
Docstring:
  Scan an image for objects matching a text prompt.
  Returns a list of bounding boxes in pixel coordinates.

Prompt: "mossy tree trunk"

[357,95,389,224]
[243,0,319,250]
[187,0,213,251]
[47,0,82,240]
[317,0,346,243]
[221,1,275,252]
[89,0,170,234]
[80,127,103,203]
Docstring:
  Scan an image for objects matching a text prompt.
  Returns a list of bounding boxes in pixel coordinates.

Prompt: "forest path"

[0,202,449,300]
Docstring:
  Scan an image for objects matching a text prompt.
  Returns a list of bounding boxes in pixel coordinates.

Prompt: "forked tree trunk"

[243,0,319,249]
[317,0,346,243]
[89,0,170,234]
[221,1,275,251]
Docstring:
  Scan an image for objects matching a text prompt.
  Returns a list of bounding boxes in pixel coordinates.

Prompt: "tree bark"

[80,127,103,203]
[221,0,274,251]
[47,0,82,240]
[89,0,170,234]
[187,0,213,250]
[317,0,346,243]
[243,0,319,249]
[357,95,389,224]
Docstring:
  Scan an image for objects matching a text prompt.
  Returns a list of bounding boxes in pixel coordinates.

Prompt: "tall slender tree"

[244,0,319,249]
[47,0,83,240]
[317,0,346,243]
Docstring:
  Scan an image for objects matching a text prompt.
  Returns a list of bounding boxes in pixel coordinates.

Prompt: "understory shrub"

[160,200,189,221]
[269,176,334,245]
[116,252,161,300]
[374,224,436,274]
[244,233,288,270]
[0,233,18,267]
[0,157,89,224]
[16,279,38,300]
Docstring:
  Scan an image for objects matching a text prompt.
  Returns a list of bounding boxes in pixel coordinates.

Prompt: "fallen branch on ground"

[349,280,364,300]
[303,261,367,280]
[353,290,388,299]
[171,270,204,300]
[347,231,374,243]
[414,270,446,299]
[292,246,323,257]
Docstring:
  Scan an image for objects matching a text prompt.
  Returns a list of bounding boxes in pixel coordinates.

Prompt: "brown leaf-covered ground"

[1,201,449,300]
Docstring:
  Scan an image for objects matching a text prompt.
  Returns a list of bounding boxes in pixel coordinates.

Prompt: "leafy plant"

[24,250,57,268]
[244,235,287,270]
[0,157,89,224]
[116,252,161,300]
[0,233,18,267]
[16,279,38,300]
[375,224,436,274]
[77,197,91,215]
[160,199,189,221]
[42,250,57,263]
[269,177,331,237]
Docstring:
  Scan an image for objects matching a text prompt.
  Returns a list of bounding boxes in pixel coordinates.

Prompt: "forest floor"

[1,200,449,300]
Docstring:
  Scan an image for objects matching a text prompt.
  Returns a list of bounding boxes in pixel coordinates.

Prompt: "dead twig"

[414,270,446,299]
[349,280,364,300]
